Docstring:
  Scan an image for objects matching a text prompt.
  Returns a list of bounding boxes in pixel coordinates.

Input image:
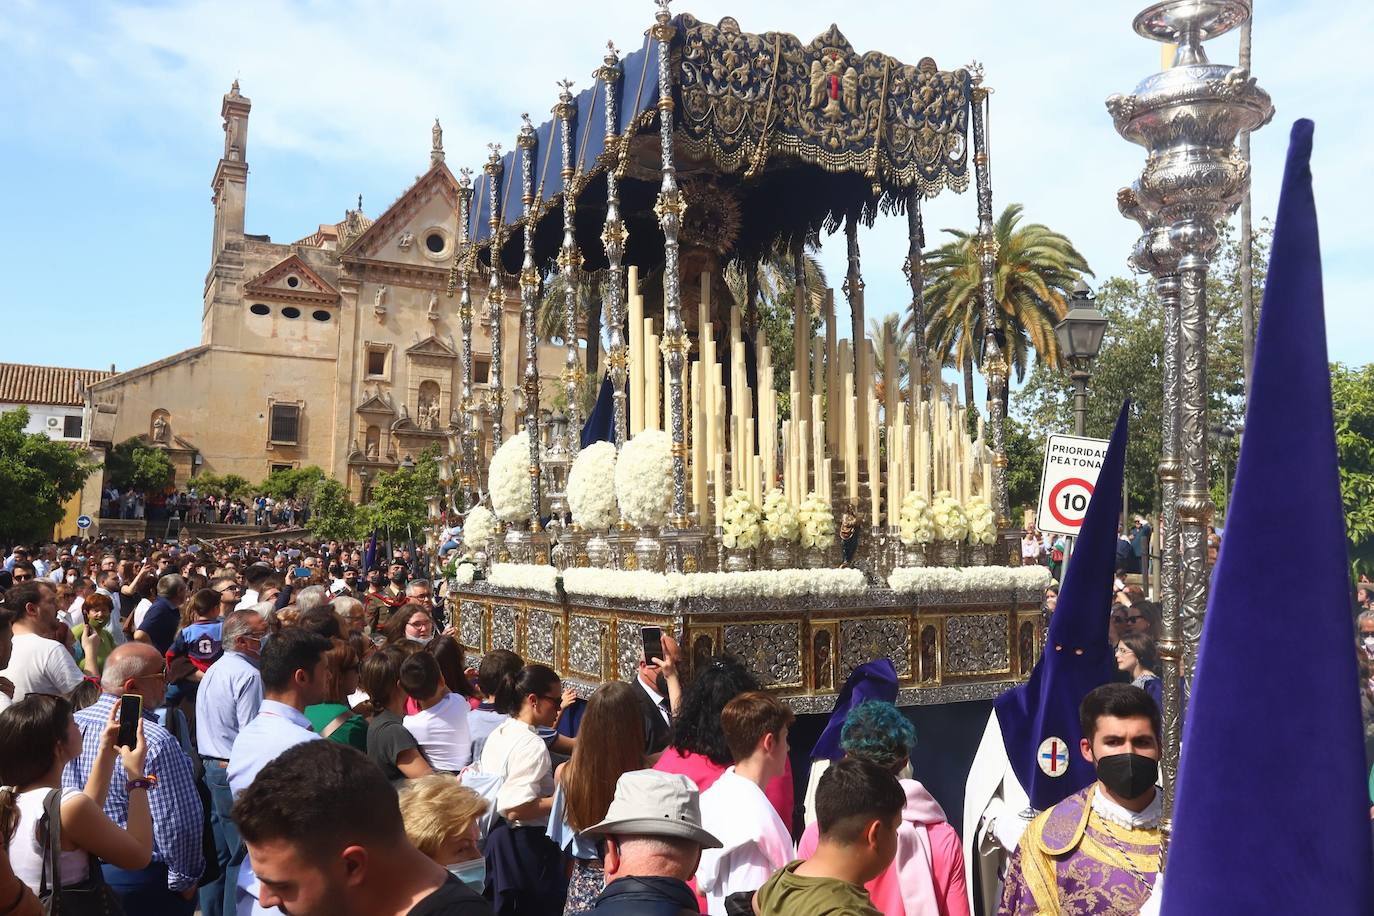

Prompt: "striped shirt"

[61,693,205,891]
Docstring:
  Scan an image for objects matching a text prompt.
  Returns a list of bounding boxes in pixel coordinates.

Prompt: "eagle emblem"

[809,51,858,119]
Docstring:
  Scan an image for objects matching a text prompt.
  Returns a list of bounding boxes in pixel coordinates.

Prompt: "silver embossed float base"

[452,580,1044,706]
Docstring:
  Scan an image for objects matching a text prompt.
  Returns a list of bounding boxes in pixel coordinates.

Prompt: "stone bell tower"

[204,80,251,344]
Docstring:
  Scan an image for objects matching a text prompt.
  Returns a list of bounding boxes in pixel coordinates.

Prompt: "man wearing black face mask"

[999,683,1162,915]
[364,562,409,634]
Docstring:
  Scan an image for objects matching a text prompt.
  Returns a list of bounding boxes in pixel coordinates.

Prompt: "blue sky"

[1,0,1368,390]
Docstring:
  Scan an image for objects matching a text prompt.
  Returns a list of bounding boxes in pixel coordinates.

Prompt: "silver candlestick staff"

[1108,0,1272,858]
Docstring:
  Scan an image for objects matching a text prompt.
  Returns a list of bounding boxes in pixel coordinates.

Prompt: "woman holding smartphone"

[0,694,153,896]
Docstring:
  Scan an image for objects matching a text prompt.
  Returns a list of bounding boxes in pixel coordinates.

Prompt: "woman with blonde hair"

[546,681,646,913]
[398,775,489,892]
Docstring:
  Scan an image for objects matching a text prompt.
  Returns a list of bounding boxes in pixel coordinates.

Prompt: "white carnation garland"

[898,493,934,546]
[798,491,836,549]
[761,488,800,543]
[561,566,867,602]
[489,431,534,524]
[614,430,672,528]
[720,491,763,549]
[487,562,559,594]
[567,441,619,529]
[888,564,1050,594]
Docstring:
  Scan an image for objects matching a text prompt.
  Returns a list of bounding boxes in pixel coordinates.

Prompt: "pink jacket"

[653,748,794,832]
[798,779,969,916]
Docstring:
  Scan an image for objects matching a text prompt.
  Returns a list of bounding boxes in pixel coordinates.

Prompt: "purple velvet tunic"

[998,786,1159,915]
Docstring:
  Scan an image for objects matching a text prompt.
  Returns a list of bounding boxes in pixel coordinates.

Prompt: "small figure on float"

[838,502,861,568]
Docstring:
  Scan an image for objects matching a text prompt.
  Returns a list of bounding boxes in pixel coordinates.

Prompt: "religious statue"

[151,415,169,443]
[366,439,379,459]
[398,231,414,250]
[373,285,388,318]
[427,290,439,321]
[417,390,440,431]
[432,118,443,153]
[839,502,861,567]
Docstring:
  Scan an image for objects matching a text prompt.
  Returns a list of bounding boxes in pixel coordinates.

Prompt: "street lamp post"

[1054,281,1109,437]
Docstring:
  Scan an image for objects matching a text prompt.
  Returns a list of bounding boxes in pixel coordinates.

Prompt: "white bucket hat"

[581,770,721,848]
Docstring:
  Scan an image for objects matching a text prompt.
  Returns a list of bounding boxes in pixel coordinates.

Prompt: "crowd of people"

[101,488,309,528]
[2,524,1356,915]
[0,532,989,916]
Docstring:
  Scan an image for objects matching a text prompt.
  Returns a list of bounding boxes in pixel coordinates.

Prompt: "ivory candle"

[628,266,643,435]
[644,329,659,432]
[691,362,705,522]
[713,454,726,529]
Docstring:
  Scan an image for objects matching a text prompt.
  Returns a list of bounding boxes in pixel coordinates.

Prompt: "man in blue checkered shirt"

[63,642,205,915]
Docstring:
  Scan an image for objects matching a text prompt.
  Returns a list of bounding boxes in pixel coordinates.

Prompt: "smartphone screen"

[117,694,142,750]
[641,626,664,665]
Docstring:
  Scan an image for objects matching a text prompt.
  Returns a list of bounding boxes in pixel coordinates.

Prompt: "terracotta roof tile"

[0,363,114,407]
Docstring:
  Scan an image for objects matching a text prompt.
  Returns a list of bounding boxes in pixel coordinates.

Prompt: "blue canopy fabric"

[994,402,1129,811]
[1162,120,1374,913]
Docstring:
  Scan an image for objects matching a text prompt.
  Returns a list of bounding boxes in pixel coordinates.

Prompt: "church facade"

[86,82,566,504]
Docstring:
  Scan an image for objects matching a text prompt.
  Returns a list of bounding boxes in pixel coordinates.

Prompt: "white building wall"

[0,402,87,441]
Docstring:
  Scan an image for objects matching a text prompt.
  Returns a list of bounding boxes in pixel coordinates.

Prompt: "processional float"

[446,1,1048,709]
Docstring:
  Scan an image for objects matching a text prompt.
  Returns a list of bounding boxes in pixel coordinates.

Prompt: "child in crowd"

[755,757,905,916]
[695,691,795,915]
[402,650,474,772]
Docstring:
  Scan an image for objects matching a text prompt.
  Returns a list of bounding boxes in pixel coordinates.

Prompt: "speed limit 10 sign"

[1036,434,1110,537]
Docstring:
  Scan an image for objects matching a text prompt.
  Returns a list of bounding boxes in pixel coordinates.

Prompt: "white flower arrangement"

[562,567,672,602]
[898,493,935,546]
[888,564,1050,594]
[560,567,868,602]
[798,491,836,549]
[761,488,800,543]
[930,490,968,542]
[462,505,497,555]
[487,562,559,594]
[720,491,764,549]
[489,431,534,524]
[964,496,997,545]
[567,441,619,529]
[614,430,673,528]
[452,562,476,586]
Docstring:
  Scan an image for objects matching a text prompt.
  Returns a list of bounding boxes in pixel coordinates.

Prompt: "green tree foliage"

[0,409,100,544]
[357,445,444,538]
[306,477,362,542]
[193,472,251,499]
[105,437,175,493]
[1332,362,1374,572]
[259,465,326,502]
[1015,220,1265,513]
[1004,416,1044,520]
[910,204,1091,418]
[725,238,827,409]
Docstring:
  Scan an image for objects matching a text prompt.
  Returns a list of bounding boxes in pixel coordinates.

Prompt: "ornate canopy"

[466,13,972,273]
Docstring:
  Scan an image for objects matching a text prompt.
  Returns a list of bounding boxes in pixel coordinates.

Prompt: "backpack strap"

[39,788,63,899]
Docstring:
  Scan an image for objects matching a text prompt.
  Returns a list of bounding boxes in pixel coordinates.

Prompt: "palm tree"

[907,203,1089,416]
[724,238,828,330]
[537,271,604,380]
[868,314,912,403]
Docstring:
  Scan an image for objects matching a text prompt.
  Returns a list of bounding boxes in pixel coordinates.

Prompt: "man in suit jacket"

[635,633,682,756]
